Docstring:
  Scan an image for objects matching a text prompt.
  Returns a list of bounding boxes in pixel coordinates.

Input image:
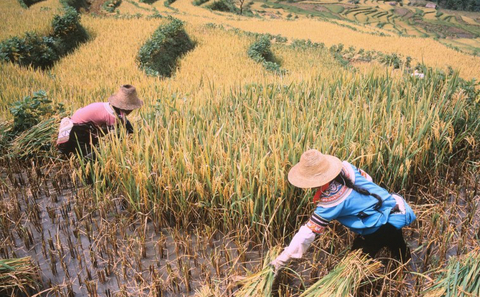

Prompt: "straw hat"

[108,85,143,110]
[288,149,343,189]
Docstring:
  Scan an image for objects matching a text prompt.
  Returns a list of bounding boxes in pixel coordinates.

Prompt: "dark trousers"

[58,124,98,157]
[351,223,410,262]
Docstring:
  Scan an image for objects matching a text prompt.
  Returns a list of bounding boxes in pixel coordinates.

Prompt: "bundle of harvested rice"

[0,121,13,154]
[0,257,40,293]
[424,250,480,297]
[234,247,282,296]
[300,250,382,297]
[8,116,59,160]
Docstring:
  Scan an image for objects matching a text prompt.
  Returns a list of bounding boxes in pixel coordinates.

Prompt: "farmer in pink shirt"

[57,85,143,157]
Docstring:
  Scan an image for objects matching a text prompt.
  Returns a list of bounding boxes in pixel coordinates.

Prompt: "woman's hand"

[269,250,291,276]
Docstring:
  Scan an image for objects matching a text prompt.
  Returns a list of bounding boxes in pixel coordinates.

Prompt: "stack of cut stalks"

[424,250,480,297]
[235,249,381,296]
[300,250,382,296]
[234,247,281,296]
[0,257,40,294]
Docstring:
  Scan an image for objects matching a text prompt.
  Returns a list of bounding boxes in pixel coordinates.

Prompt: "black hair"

[112,106,133,117]
[333,172,383,210]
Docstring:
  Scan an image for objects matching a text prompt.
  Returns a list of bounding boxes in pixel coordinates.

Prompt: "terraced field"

[1,0,480,296]
[243,0,480,55]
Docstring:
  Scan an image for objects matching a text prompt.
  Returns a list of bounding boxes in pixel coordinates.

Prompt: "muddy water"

[0,163,269,296]
[2,161,479,296]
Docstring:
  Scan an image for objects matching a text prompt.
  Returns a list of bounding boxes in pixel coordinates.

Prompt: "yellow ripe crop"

[0,0,479,238]
[0,0,61,40]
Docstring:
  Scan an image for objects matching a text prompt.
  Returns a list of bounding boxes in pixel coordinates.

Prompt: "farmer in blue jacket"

[270,149,416,272]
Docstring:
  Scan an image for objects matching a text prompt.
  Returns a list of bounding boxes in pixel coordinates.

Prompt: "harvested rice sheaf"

[234,247,282,297]
[0,257,40,293]
[8,116,59,159]
[424,250,480,297]
[300,250,382,297]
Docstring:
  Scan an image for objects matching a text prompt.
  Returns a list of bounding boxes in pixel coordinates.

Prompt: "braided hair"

[333,171,383,210]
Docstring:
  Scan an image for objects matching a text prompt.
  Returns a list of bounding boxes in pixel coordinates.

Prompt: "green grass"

[326,4,344,14]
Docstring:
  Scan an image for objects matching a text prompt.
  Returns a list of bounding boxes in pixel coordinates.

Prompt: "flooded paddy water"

[0,162,262,296]
[1,160,479,296]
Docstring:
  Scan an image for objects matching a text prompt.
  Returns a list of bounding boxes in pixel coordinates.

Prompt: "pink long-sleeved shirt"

[70,102,117,127]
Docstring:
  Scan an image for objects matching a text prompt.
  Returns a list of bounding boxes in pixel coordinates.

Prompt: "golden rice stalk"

[300,250,382,297]
[234,246,282,297]
[0,257,40,293]
[193,283,223,297]
[7,116,59,160]
[424,250,480,297]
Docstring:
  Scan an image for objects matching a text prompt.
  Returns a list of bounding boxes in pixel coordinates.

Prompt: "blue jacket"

[310,162,416,235]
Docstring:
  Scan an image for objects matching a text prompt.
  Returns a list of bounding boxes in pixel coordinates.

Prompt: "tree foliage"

[435,0,480,12]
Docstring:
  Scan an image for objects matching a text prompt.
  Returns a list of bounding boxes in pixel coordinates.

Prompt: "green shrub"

[379,52,401,68]
[164,0,176,7]
[17,0,44,8]
[0,91,64,159]
[51,7,89,54]
[193,0,209,6]
[0,7,88,69]
[102,0,122,12]
[60,0,89,11]
[206,0,237,12]
[9,90,64,134]
[247,36,282,72]
[137,18,195,77]
[140,0,158,3]
[0,33,58,68]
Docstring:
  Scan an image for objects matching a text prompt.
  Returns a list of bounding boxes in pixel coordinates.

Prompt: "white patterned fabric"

[56,117,74,145]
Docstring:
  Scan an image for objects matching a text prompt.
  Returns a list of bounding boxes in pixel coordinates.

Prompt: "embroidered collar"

[313,183,330,203]
[315,161,355,208]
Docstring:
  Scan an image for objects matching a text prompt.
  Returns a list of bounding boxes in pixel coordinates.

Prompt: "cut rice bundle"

[234,247,282,296]
[300,250,382,297]
[0,257,40,293]
[424,250,480,297]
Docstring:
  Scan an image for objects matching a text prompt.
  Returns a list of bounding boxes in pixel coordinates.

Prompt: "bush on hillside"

[0,33,58,69]
[140,0,159,3]
[193,0,209,6]
[51,7,89,54]
[17,0,44,8]
[137,18,195,77]
[164,0,176,7]
[247,36,282,72]
[0,7,88,69]
[206,0,238,13]
[60,0,89,11]
[102,0,122,12]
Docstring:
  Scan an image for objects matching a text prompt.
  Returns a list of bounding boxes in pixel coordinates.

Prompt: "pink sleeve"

[71,103,117,127]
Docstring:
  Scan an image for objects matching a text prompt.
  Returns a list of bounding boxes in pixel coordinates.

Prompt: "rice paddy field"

[1,0,480,295]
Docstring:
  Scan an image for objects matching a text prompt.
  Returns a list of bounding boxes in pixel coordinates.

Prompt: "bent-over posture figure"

[270,149,416,273]
[57,84,143,157]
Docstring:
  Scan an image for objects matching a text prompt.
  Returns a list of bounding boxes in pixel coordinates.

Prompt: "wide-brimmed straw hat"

[288,149,343,189]
[108,84,143,110]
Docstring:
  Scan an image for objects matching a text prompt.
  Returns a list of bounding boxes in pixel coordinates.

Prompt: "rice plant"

[0,257,40,294]
[300,250,382,297]
[234,246,281,296]
[424,250,480,297]
[7,116,59,160]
